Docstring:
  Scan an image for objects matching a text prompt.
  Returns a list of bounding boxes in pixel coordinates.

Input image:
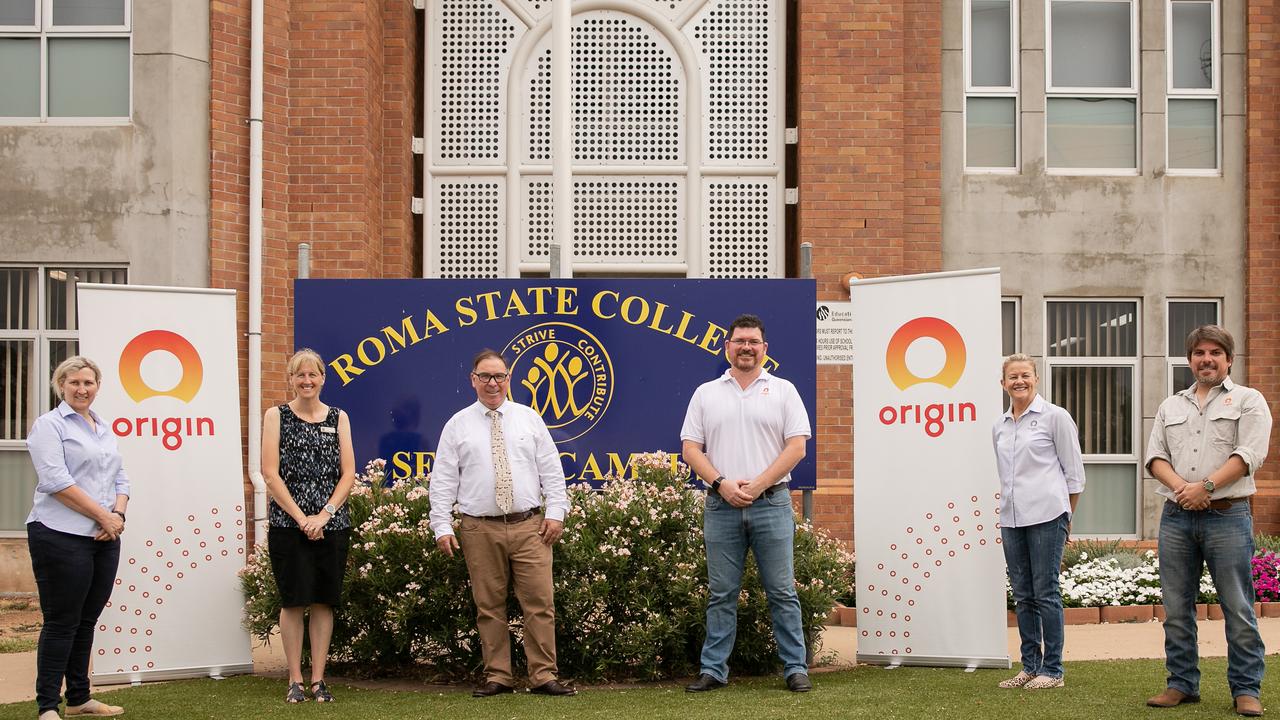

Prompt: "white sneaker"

[1025,675,1065,690]
[65,699,124,716]
[998,670,1034,688]
[39,711,60,720]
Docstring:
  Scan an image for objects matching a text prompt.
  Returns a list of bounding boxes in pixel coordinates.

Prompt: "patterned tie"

[487,409,514,514]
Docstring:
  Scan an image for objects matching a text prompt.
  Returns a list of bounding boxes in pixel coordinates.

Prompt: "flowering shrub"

[240,453,850,680]
[1253,552,1280,602]
[1001,550,1225,608]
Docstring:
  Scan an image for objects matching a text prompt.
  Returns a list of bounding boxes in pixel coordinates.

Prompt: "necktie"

[487,409,514,514]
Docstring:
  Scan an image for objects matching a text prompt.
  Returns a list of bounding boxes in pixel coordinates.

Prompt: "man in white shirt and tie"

[429,349,575,697]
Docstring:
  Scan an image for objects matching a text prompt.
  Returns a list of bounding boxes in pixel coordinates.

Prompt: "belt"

[464,509,540,523]
[763,482,789,497]
[1166,498,1245,512]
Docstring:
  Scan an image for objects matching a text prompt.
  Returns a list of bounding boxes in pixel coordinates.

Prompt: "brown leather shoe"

[529,679,577,696]
[472,681,515,697]
[1235,695,1264,717]
[1147,688,1201,708]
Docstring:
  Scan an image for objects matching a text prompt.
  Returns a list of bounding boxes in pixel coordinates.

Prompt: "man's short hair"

[1185,325,1234,362]
[471,348,508,370]
[728,314,766,342]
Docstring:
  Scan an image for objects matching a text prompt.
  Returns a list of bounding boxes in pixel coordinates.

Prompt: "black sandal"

[285,682,307,703]
[311,680,335,703]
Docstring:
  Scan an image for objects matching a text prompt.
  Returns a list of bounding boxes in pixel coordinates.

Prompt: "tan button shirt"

[1145,377,1273,501]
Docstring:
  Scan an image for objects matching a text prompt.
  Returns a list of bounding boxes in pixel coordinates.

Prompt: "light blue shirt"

[992,395,1085,528]
[26,402,131,537]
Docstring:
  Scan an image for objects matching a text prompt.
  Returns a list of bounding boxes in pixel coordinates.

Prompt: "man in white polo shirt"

[681,314,813,693]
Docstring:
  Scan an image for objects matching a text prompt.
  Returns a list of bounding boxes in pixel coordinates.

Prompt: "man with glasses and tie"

[429,349,575,697]
[681,314,813,693]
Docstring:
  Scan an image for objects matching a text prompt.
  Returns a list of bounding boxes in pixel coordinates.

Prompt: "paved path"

[3,618,1279,705]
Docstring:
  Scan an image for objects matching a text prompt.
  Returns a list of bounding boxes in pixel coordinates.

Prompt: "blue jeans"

[700,489,807,682]
[1002,512,1068,678]
[1158,500,1265,698]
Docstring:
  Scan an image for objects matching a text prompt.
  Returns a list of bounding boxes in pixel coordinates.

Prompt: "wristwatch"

[323,502,338,515]
[1202,479,1216,493]
[112,510,126,522]
[709,476,725,493]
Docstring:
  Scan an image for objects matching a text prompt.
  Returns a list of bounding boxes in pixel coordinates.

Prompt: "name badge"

[320,426,337,434]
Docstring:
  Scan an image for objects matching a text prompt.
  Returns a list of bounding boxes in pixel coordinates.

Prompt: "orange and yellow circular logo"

[118,330,204,403]
[885,317,966,390]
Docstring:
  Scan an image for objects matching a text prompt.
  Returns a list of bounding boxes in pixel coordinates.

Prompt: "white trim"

[1001,296,1021,355]
[1165,0,1221,174]
[0,0,39,31]
[1044,95,1141,174]
[42,0,130,32]
[964,0,1019,93]
[849,267,1000,288]
[1045,0,1138,94]
[963,0,1020,172]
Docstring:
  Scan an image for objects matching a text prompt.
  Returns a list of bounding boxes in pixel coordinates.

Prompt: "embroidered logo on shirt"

[761,386,770,395]
[1223,397,1233,406]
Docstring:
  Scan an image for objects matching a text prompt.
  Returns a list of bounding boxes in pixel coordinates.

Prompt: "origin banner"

[850,269,1008,668]
[76,285,252,683]
[294,279,817,488]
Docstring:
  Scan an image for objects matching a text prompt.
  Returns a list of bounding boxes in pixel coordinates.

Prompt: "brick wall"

[797,1,942,546]
[1247,0,1280,535]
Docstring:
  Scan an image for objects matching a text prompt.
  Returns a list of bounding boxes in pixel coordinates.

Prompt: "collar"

[57,401,103,427]
[474,399,510,416]
[720,367,773,386]
[1176,376,1236,400]
[1002,394,1045,421]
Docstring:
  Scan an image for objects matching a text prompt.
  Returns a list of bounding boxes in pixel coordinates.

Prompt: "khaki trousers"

[459,513,558,685]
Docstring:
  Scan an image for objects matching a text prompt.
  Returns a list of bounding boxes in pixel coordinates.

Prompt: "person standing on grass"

[681,314,814,694]
[1145,326,1271,717]
[992,353,1085,691]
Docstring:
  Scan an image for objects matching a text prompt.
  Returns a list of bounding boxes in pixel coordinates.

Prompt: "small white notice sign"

[816,301,853,364]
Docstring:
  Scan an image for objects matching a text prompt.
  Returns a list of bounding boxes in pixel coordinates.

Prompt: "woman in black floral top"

[262,348,354,704]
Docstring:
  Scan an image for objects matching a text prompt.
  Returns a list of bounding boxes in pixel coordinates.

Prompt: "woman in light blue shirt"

[26,356,130,720]
[992,353,1085,690]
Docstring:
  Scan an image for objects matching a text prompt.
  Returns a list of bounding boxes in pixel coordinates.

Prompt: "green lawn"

[0,637,35,654]
[1,657,1274,719]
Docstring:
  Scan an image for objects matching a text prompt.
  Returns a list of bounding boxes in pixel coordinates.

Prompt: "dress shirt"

[680,369,811,486]
[429,400,569,538]
[26,401,131,537]
[1145,377,1272,501]
[992,394,1085,528]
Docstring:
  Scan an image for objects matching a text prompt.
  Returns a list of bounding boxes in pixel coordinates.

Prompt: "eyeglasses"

[473,372,509,384]
[728,339,765,347]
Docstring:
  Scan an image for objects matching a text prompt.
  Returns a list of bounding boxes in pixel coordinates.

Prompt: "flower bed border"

[827,602,1280,627]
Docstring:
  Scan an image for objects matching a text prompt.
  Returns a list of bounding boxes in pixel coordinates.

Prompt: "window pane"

[0,268,37,330]
[1172,364,1194,391]
[0,339,36,441]
[1168,98,1217,170]
[1046,97,1136,169]
[1046,300,1138,357]
[1051,0,1132,88]
[966,97,1016,167]
[1171,2,1213,89]
[1071,463,1137,534]
[51,0,125,25]
[1167,301,1218,356]
[44,267,125,330]
[1050,365,1133,454]
[1001,300,1018,356]
[0,38,40,117]
[0,450,38,531]
[971,0,1012,86]
[48,37,130,118]
[46,339,77,410]
[0,0,36,25]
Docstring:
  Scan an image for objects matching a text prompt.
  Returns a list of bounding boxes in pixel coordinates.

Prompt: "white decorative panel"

[688,0,778,164]
[521,177,686,263]
[522,12,686,165]
[703,179,776,277]
[515,0,692,22]
[428,179,506,277]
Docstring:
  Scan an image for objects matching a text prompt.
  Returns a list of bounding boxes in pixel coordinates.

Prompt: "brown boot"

[1147,688,1201,708]
[1235,695,1264,717]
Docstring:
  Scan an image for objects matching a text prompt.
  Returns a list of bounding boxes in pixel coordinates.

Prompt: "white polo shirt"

[680,369,811,485]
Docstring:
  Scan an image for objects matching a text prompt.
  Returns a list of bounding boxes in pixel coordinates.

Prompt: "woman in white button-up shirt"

[992,353,1085,691]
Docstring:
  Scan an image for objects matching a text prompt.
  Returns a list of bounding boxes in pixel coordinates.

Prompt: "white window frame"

[1165,0,1220,175]
[1001,296,1021,355]
[1165,297,1221,395]
[0,0,132,126]
[0,263,128,537]
[1042,297,1142,539]
[964,0,1021,173]
[1044,0,1141,175]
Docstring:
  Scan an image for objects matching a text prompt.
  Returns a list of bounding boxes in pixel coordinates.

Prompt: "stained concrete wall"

[0,0,210,591]
[941,0,1247,538]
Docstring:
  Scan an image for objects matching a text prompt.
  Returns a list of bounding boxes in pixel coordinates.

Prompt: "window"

[965,0,1019,170]
[1166,0,1218,172]
[1045,0,1139,172]
[0,265,127,533]
[1166,299,1220,393]
[0,0,131,123]
[1044,299,1140,536]
[1001,297,1021,411]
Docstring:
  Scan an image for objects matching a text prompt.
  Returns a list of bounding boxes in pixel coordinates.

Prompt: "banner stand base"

[857,653,1010,670]
[92,662,254,686]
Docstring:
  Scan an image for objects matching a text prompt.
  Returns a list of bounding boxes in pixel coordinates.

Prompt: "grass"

[0,637,35,654]
[0,657,1273,720]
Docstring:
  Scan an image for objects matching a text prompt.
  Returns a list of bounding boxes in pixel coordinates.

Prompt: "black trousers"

[27,522,120,714]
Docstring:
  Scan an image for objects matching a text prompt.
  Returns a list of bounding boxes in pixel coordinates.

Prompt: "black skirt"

[267,526,351,607]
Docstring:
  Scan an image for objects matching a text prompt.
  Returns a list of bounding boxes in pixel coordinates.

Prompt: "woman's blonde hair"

[51,356,102,394]
[1001,352,1038,377]
[286,348,326,378]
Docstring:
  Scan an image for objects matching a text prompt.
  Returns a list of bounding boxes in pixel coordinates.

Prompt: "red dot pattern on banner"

[861,493,1001,656]
[99,506,242,673]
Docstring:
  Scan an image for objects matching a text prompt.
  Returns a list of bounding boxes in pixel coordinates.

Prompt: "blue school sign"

[294,279,817,489]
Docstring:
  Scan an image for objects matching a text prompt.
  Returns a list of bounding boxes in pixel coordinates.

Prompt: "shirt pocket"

[511,431,539,463]
[1162,414,1191,456]
[1207,406,1240,449]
